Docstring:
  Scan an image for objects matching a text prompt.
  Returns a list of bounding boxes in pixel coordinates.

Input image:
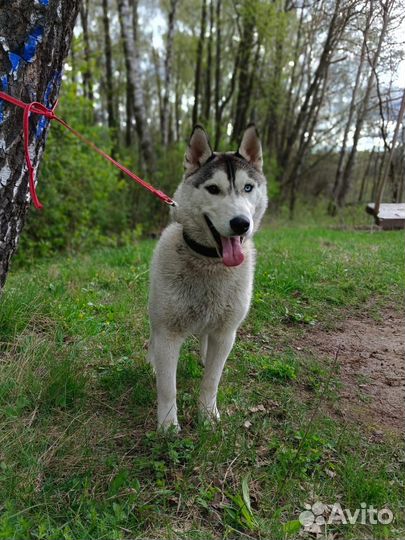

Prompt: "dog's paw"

[199,402,220,424]
[158,419,181,433]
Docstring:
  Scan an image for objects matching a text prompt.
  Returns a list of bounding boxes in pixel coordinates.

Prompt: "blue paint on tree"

[22,26,44,62]
[38,0,49,5]
[8,52,22,76]
[36,71,62,139]
[8,25,44,79]
[2,19,47,126]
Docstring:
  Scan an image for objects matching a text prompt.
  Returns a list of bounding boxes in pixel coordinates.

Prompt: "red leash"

[0,91,176,209]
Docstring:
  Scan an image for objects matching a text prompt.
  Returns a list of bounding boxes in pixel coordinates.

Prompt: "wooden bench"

[366,203,405,230]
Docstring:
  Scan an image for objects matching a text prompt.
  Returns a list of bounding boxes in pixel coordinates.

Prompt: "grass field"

[0,224,404,539]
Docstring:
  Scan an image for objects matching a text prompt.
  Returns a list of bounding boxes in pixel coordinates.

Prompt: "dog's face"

[172,125,268,267]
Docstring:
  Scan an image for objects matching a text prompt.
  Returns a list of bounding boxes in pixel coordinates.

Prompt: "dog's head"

[172,124,268,267]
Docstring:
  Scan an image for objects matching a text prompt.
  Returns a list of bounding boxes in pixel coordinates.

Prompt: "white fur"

[148,126,267,430]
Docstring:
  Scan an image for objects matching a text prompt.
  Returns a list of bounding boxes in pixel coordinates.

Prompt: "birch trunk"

[118,0,155,176]
[335,0,393,208]
[329,0,373,212]
[152,48,163,132]
[192,0,207,127]
[214,0,222,147]
[79,0,94,103]
[162,0,178,145]
[358,146,375,202]
[203,0,214,124]
[231,9,255,143]
[280,0,352,190]
[0,0,80,290]
[102,0,116,132]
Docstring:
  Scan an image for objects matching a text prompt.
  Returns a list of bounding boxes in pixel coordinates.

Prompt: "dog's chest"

[167,256,252,333]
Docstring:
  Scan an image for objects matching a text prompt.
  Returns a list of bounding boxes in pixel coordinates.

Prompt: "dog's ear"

[238,124,263,172]
[184,125,213,174]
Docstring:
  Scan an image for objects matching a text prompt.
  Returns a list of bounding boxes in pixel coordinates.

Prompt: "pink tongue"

[220,236,244,267]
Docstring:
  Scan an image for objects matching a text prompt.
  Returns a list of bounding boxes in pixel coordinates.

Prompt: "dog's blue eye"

[244,184,254,193]
[206,185,220,195]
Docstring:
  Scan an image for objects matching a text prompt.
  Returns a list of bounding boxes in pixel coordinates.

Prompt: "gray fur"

[148,125,268,430]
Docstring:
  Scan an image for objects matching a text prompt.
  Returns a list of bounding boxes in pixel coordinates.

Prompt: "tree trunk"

[102,0,116,133]
[118,0,155,176]
[214,0,222,147]
[125,80,134,147]
[192,0,207,127]
[329,0,373,213]
[280,2,305,157]
[244,38,261,121]
[152,47,163,133]
[203,0,214,125]
[335,0,393,208]
[279,0,346,185]
[396,152,405,203]
[358,147,375,202]
[231,8,255,143]
[371,151,381,201]
[288,75,328,217]
[214,42,239,149]
[174,74,181,143]
[79,0,94,104]
[374,86,405,212]
[70,37,77,87]
[266,1,288,159]
[162,0,178,145]
[0,0,80,290]
[119,3,134,147]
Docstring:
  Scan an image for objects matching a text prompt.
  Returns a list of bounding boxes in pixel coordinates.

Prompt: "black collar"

[183,231,220,258]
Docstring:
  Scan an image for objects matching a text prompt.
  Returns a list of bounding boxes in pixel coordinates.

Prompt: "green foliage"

[225,477,257,531]
[17,86,129,262]
[14,84,190,264]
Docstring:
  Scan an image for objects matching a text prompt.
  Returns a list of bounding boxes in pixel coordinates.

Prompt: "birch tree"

[231,5,256,143]
[329,0,374,214]
[102,0,116,133]
[279,0,358,215]
[333,0,394,209]
[162,0,178,145]
[203,0,214,125]
[117,0,155,176]
[192,0,207,127]
[79,0,94,104]
[0,0,80,289]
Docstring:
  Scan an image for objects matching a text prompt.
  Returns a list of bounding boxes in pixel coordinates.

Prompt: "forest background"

[17,0,405,262]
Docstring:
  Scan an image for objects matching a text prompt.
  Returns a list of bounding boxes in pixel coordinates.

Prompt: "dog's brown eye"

[206,185,220,195]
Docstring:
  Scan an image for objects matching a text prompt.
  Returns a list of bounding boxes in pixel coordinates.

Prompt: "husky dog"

[148,124,268,430]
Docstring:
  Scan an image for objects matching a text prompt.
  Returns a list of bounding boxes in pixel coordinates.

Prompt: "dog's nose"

[230,215,250,235]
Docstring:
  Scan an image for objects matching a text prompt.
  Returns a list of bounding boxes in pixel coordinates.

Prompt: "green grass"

[0,225,404,539]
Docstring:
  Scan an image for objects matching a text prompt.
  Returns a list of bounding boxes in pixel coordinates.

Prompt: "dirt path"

[299,309,404,435]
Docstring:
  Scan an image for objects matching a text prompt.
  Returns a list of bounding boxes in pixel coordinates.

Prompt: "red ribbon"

[0,91,176,209]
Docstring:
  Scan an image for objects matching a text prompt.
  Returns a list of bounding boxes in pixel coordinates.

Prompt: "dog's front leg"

[150,329,183,430]
[199,329,236,421]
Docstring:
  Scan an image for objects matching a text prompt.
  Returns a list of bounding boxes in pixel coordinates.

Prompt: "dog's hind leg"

[199,334,208,366]
[199,329,236,421]
[150,328,183,431]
